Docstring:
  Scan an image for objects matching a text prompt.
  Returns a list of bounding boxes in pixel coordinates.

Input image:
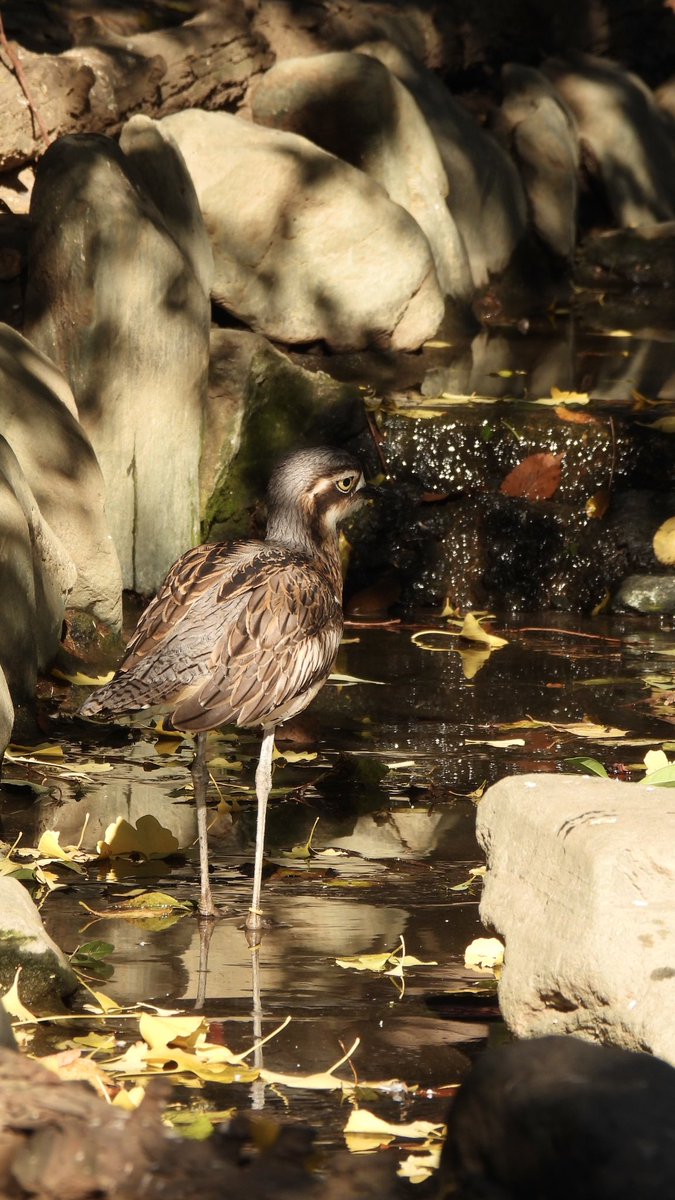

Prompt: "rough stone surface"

[0,877,78,1008]
[441,1035,675,1199]
[160,109,444,351]
[612,573,675,613]
[24,133,209,595]
[119,114,214,300]
[544,53,675,226]
[250,51,472,300]
[0,436,76,704]
[358,40,528,289]
[477,774,675,1064]
[0,324,122,630]
[498,64,579,258]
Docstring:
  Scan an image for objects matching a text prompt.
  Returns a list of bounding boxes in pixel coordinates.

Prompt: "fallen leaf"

[1,968,36,1023]
[397,1147,443,1183]
[464,937,504,972]
[51,668,115,687]
[585,488,610,519]
[554,406,597,424]
[344,1109,444,1145]
[653,517,675,566]
[459,613,508,649]
[465,738,525,748]
[500,452,564,501]
[566,757,609,778]
[97,815,181,860]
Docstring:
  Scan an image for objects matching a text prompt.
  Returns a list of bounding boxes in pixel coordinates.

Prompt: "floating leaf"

[566,757,609,778]
[259,1039,359,1091]
[554,406,597,424]
[289,816,320,859]
[500,452,564,501]
[465,738,525,748]
[464,937,504,972]
[458,613,508,649]
[344,1108,444,1153]
[397,1148,443,1183]
[97,815,181,860]
[272,747,317,763]
[51,668,115,687]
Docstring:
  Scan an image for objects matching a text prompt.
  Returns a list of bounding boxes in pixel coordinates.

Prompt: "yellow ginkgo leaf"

[1,967,36,1023]
[464,937,505,972]
[459,613,508,649]
[51,668,115,687]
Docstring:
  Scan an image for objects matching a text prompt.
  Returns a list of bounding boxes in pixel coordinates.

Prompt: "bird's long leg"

[191,731,216,921]
[245,725,275,935]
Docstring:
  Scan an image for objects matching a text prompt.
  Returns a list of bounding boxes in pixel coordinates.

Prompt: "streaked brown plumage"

[80,446,374,929]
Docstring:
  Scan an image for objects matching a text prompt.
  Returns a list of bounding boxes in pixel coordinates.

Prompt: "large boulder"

[0,324,122,629]
[24,133,210,595]
[498,64,579,258]
[0,436,76,707]
[441,1035,675,1199]
[159,109,444,351]
[250,51,473,301]
[477,774,675,1064]
[203,328,366,540]
[357,40,529,290]
[544,54,675,226]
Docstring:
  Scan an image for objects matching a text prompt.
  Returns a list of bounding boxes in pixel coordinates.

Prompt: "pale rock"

[160,108,444,351]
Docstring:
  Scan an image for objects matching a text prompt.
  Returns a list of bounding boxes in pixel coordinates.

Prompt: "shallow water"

[2,611,674,1150]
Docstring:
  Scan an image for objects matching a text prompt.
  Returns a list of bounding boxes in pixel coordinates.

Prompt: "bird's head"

[266,446,375,548]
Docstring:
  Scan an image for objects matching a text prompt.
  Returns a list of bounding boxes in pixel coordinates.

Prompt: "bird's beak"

[358,481,387,501]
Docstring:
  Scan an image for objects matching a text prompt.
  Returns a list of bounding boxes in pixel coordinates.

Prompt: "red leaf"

[500,452,564,501]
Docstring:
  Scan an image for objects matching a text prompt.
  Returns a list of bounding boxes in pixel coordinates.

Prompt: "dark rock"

[576,221,675,288]
[441,1035,675,1199]
[612,573,675,613]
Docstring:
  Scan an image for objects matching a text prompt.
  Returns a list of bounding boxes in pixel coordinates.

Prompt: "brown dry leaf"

[554,406,597,424]
[500,452,564,501]
[36,1048,115,1099]
[585,488,610,520]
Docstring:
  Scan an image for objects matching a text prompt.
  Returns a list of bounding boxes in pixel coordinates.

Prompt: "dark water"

[2,611,674,1150]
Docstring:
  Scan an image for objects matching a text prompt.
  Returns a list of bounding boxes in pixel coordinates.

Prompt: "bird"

[79,446,375,932]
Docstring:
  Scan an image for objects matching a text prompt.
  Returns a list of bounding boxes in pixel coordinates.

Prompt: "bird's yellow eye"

[335,476,355,493]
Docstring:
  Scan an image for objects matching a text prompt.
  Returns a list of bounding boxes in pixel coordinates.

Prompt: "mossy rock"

[0,877,78,1011]
[203,333,366,542]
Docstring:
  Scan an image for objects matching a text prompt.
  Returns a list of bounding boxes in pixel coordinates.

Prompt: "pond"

[2,607,674,1157]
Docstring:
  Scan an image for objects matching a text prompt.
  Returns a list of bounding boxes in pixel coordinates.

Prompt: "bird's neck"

[265,509,343,594]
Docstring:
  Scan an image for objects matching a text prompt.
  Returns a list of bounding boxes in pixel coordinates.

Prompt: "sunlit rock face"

[477,773,675,1064]
[250,50,473,302]
[159,108,445,352]
[24,132,209,595]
